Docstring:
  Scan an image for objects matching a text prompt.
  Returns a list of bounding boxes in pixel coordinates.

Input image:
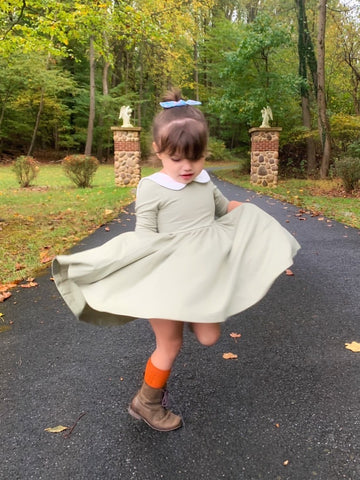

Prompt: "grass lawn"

[0,161,359,288]
[216,168,360,230]
[0,164,154,286]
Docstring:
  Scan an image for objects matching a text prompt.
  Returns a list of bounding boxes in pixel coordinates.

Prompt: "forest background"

[1,0,360,178]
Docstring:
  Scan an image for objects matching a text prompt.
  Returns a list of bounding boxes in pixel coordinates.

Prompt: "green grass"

[0,164,155,285]
[215,169,360,230]
[0,162,359,286]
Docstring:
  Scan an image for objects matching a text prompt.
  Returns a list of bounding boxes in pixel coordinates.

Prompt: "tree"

[85,36,96,155]
[295,0,317,176]
[317,0,331,178]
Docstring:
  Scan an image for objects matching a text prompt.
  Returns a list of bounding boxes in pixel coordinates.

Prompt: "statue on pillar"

[260,106,273,128]
[119,106,133,128]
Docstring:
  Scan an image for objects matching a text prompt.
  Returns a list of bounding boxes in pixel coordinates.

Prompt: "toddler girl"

[52,89,300,432]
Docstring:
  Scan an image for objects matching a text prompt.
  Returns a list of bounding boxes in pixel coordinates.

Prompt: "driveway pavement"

[1,174,359,480]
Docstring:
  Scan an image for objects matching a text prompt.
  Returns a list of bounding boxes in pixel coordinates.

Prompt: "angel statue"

[260,106,273,128]
[119,105,133,127]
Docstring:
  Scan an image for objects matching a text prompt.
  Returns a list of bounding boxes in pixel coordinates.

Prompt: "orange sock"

[144,357,171,389]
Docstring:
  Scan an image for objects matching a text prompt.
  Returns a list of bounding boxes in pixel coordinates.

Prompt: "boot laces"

[161,389,170,408]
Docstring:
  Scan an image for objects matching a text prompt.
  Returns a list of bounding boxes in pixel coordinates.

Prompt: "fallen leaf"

[0,291,11,302]
[0,282,18,292]
[44,425,69,433]
[15,263,25,271]
[40,255,54,264]
[20,281,38,288]
[223,352,238,359]
[105,226,110,231]
[230,332,241,339]
[283,460,289,466]
[285,269,294,276]
[345,341,360,352]
[104,209,113,215]
[230,332,242,343]
[0,325,11,333]
[275,423,280,428]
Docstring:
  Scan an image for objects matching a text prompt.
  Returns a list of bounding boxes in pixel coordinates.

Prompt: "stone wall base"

[249,127,282,187]
[111,127,142,187]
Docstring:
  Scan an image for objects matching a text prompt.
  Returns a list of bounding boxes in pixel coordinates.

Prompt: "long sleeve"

[213,184,229,217]
[135,179,159,232]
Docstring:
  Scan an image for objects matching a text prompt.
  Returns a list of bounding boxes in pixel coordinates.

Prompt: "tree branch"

[1,0,27,41]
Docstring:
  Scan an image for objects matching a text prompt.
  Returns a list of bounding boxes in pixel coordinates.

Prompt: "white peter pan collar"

[147,170,210,190]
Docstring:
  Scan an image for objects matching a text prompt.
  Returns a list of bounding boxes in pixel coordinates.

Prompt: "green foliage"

[330,114,360,154]
[347,140,360,158]
[208,12,299,147]
[335,157,360,193]
[12,156,39,187]
[207,137,234,162]
[62,154,99,188]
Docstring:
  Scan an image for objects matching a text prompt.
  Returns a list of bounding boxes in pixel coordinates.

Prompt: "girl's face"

[155,145,205,184]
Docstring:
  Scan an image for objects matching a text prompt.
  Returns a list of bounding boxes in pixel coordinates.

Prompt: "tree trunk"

[194,41,199,101]
[27,87,44,156]
[296,0,317,176]
[96,59,110,162]
[317,0,331,178]
[302,96,317,175]
[85,36,96,156]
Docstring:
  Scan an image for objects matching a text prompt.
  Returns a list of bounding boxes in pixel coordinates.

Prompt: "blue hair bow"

[160,99,202,108]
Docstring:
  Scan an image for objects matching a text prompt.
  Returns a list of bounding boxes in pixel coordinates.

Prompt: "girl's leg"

[149,318,184,371]
[128,319,183,432]
[191,322,221,346]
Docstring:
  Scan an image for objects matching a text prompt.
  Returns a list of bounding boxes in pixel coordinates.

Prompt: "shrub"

[62,154,99,188]
[206,138,233,162]
[13,155,39,187]
[347,140,360,158]
[335,156,360,193]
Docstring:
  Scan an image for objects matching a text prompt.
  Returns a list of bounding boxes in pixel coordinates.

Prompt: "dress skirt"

[52,203,300,326]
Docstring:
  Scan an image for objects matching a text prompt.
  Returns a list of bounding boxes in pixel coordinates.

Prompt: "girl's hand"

[227,200,242,212]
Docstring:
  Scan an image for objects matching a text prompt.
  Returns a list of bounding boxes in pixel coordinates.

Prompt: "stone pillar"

[111,126,142,187]
[248,127,282,187]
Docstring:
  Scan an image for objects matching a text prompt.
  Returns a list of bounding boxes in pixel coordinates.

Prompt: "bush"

[347,140,360,158]
[62,154,99,188]
[13,155,39,187]
[206,138,233,162]
[335,156,360,193]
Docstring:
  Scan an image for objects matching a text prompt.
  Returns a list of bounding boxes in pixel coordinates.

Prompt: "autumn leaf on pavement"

[223,352,238,359]
[0,291,11,302]
[0,282,18,292]
[230,332,241,343]
[345,341,360,352]
[20,280,38,288]
[45,425,69,433]
[285,269,294,276]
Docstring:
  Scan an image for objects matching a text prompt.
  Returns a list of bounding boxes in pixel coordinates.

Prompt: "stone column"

[248,127,282,187]
[111,126,142,187]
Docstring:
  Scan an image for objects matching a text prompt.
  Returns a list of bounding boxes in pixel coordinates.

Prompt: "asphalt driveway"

[1,174,359,480]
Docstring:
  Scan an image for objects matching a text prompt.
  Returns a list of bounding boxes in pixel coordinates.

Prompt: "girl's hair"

[152,88,208,161]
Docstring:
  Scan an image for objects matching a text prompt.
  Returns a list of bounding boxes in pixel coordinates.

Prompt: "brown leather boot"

[128,381,182,432]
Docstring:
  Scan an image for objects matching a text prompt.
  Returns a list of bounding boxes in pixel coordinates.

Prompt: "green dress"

[52,170,300,326]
